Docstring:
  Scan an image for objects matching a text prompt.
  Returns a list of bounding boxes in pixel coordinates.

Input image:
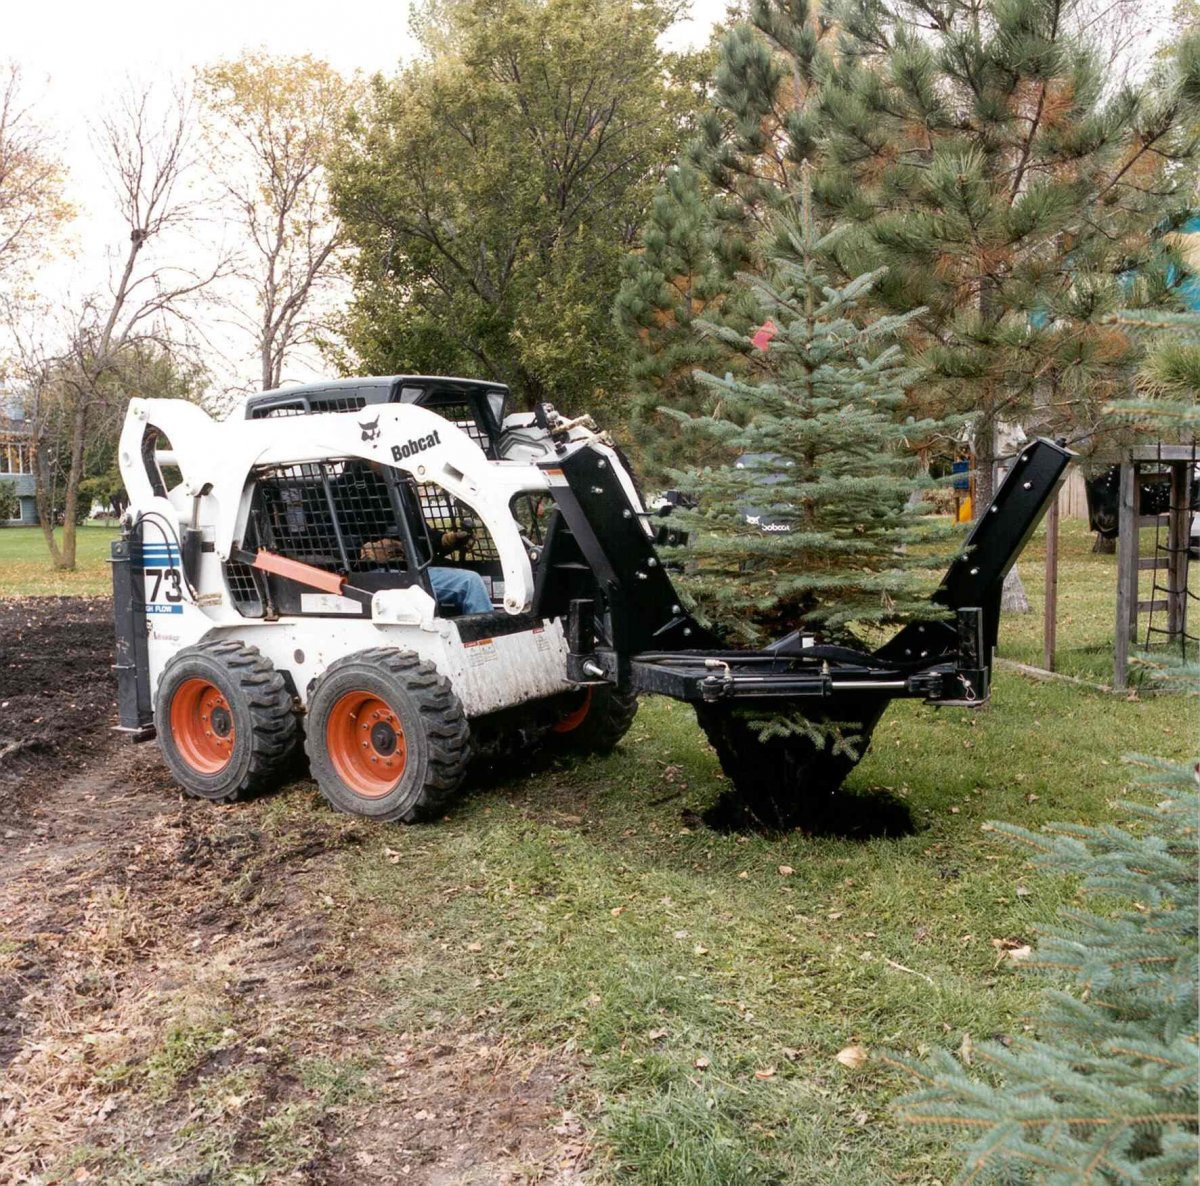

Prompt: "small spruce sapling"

[663,166,955,648]
[888,756,1199,1185]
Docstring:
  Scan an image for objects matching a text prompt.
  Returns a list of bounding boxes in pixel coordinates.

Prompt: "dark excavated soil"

[0,596,117,800]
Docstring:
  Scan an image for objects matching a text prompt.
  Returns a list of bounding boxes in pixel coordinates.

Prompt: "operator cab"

[242,376,509,459]
[232,377,515,620]
[226,455,506,621]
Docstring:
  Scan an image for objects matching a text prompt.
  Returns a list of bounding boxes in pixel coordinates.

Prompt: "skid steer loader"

[112,374,1071,828]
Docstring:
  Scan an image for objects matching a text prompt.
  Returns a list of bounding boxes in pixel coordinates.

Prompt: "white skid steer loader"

[113,375,1072,830]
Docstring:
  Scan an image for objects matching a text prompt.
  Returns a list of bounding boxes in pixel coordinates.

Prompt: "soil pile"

[0,596,117,791]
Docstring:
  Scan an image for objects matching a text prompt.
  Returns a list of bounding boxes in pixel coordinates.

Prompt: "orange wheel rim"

[170,678,236,774]
[326,691,407,798]
[553,687,592,734]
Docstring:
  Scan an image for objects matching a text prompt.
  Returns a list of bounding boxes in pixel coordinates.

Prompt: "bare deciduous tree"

[199,53,354,390]
[23,83,228,570]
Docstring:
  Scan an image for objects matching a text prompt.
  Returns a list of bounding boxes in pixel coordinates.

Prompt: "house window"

[0,439,31,474]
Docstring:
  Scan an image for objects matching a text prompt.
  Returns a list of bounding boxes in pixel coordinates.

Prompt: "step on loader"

[112,375,1071,829]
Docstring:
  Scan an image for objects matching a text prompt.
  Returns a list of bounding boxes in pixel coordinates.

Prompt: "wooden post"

[1043,490,1060,672]
[1114,457,1139,691]
[1167,461,1189,644]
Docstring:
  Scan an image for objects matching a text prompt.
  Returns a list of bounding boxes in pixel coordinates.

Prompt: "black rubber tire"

[304,647,470,823]
[155,639,299,803]
[547,685,639,756]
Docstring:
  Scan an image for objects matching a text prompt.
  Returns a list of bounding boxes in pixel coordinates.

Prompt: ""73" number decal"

[145,567,183,603]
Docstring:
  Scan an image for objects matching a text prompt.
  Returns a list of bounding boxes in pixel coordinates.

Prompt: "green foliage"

[33,343,204,525]
[623,0,1200,499]
[616,0,836,474]
[664,176,956,646]
[330,0,700,415]
[1113,307,1200,437]
[818,2,1200,491]
[890,756,1199,1185]
[613,162,738,481]
[0,479,17,523]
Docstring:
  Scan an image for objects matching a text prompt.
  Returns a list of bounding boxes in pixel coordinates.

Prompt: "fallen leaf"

[778,865,795,876]
[737,871,750,880]
[991,937,1033,965]
[647,1028,668,1041]
[754,1067,776,1080]
[694,1055,710,1070]
[466,942,483,952]
[835,1045,868,1070]
[610,906,626,917]
[693,944,709,956]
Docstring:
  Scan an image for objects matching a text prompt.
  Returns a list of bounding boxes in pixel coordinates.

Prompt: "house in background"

[0,394,38,525]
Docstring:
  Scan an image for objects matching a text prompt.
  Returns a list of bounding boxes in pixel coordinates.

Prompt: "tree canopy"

[620,0,1200,504]
[330,0,702,413]
[199,52,356,391]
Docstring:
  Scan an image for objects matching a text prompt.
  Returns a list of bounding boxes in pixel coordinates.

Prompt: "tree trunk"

[974,409,996,517]
[57,392,89,571]
[32,432,62,568]
[261,338,275,391]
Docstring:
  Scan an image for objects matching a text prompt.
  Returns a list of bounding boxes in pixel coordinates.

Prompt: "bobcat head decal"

[359,415,381,442]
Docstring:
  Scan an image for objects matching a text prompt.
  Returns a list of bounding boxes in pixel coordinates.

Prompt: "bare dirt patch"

[0,596,118,808]
[0,597,585,1185]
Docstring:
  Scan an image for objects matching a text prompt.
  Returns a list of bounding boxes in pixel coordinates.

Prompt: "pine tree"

[663,167,954,647]
[612,163,734,482]
[615,0,836,475]
[819,0,1200,508]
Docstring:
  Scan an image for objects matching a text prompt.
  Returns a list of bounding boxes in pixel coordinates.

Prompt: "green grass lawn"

[4,513,1196,1182]
[996,519,1197,685]
[338,672,1191,1184]
[0,524,120,598]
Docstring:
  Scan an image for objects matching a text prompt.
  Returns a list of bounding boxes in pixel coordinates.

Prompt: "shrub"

[0,480,18,524]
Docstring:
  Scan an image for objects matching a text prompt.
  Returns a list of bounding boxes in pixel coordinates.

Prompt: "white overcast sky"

[8,0,729,394]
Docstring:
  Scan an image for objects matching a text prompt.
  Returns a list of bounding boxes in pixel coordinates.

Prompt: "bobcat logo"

[358,415,381,442]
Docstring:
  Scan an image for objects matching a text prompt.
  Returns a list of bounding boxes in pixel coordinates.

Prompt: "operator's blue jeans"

[429,567,493,615]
